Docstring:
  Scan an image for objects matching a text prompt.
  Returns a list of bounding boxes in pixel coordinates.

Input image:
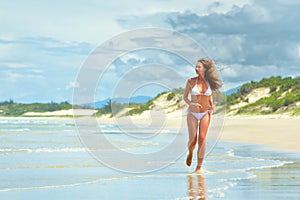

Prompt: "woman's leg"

[195,112,211,172]
[186,113,198,166]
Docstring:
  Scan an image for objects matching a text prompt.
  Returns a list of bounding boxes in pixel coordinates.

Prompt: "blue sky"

[0,0,300,103]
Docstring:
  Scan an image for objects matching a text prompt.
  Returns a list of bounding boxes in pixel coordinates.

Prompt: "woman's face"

[195,61,206,75]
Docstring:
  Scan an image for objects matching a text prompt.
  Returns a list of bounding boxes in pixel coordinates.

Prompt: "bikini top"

[191,77,212,96]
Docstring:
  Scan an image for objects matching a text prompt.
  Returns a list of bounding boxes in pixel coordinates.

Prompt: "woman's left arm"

[209,96,216,114]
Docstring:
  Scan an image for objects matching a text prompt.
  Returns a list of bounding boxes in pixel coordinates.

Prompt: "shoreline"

[1,112,300,153]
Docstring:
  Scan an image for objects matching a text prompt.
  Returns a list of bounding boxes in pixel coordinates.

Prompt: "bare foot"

[194,166,201,174]
[186,151,193,167]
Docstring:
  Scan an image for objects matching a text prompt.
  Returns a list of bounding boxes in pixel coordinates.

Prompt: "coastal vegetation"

[226,76,300,115]
[0,100,73,116]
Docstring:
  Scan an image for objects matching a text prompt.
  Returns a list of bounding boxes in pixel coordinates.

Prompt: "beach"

[221,116,300,152]
[0,114,299,199]
[95,111,300,152]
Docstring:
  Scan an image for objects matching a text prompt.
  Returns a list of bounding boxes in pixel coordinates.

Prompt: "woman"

[183,58,222,173]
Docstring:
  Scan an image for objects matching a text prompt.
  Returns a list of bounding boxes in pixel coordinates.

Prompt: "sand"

[220,116,300,152]
[97,111,300,152]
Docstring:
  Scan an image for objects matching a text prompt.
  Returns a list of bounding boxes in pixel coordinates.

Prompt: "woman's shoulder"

[187,77,197,88]
[187,77,197,82]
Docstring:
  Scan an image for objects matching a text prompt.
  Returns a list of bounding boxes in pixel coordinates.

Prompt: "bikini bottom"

[187,109,212,120]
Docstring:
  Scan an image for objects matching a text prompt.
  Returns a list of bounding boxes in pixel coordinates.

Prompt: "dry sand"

[220,116,300,152]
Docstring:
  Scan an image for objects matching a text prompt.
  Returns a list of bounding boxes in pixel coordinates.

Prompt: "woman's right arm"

[183,79,192,106]
[183,79,201,108]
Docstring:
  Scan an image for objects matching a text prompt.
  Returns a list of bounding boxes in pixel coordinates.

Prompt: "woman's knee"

[198,134,206,142]
[189,136,197,146]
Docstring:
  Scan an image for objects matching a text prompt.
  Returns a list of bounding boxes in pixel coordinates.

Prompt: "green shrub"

[167,92,175,101]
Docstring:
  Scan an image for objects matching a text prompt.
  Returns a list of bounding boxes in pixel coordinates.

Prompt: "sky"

[0,0,300,103]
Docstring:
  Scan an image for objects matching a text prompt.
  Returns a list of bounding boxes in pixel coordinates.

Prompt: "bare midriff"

[189,95,212,113]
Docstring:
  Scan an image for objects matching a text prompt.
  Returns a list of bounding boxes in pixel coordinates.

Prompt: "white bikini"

[188,77,212,120]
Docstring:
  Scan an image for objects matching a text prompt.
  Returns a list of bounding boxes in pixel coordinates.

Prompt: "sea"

[0,117,299,199]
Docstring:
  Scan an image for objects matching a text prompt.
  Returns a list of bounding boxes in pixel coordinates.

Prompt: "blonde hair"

[198,58,223,91]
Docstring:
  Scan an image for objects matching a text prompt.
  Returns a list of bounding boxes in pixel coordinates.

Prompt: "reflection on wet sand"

[187,174,206,200]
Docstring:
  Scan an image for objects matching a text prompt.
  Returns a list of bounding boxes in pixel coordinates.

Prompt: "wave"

[0,147,86,154]
[0,120,52,124]
[0,177,120,192]
[97,129,172,134]
[0,119,75,126]
[0,128,31,132]
[243,159,293,171]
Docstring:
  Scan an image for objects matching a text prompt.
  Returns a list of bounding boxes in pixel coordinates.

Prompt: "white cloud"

[114,0,300,69]
[157,51,174,65]
[0,36,90,102]
[94,49,195,100]
[65,81,80,90]
[0,0,251,44]
[0,0,299,102]
[218,63,296,88]
[119,53,146,64]
[3,70,45,83]
[0,61,35,69]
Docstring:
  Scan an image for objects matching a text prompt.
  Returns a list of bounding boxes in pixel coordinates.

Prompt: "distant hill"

[85,95,153,109]
[224,85,242,96]
[94,90,185,117]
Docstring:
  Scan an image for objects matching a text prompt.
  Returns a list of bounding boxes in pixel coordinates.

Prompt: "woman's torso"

[189,77,212,113]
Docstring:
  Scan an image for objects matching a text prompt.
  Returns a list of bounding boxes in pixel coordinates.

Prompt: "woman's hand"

[211,105,216,114]
[189,102,203,108]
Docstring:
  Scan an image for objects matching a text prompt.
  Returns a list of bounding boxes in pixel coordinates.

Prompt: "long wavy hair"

[198,58,223,91]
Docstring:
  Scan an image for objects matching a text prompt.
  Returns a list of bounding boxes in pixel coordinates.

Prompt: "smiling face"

[195,61,206,75]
